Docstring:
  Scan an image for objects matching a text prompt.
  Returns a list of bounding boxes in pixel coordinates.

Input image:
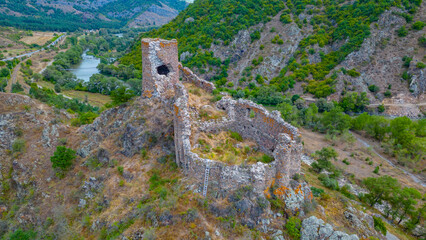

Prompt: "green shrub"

[402,56,412,68]
[71,111,99,126]
[416,62,425,69]
[280,14,292,24]
[54,83,61,93]
[412,21,425,30]
[368,85,379,93]
[378,105,385,113]
[11,82,24,93]
[373,166,379,174]
[9,229,37,240]
[402,71,412,81]
[259,154,274,163]
[140,148,148,159]
[346,69,360,77]
[229,131,243,141]
[111,87,135,105]
[310,187,324,197]
[340,185,355,199]
[373,216,387,235]
[250,31,260,42]
[396,26,408,37]
[319,174,339,190]
[342,158,350,165]
[384,90,391,98]
[419,36,426,47]
[117,166,124,176]
[12,139,26,153]
[50,146,76,171]
[119,179,125,187]
[285,217,302,239]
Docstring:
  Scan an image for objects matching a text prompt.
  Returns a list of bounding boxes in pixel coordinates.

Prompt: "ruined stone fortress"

[141,38,311,210]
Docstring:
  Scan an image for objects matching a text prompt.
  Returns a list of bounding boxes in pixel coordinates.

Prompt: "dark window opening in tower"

[157,65,170,76]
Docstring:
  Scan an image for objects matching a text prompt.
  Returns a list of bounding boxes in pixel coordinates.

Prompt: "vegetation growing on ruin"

[193,131,274,165]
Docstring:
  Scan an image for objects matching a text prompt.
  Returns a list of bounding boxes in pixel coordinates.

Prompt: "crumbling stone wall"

[178,63,216,93]
[142,38,311,211]
[141,38,179,99]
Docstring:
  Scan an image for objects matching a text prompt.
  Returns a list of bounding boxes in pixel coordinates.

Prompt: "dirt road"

[5,64,21,93]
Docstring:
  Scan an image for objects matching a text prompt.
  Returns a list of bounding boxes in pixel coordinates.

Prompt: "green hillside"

[121,0,423,97]
[0,0,187,31]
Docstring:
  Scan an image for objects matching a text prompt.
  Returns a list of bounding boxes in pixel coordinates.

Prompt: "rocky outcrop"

[128,4,179,28]
[301,216,359,240]
[77,98,172,159]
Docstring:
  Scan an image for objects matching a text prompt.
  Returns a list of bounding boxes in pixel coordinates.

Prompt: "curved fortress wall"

[142,38,306,201]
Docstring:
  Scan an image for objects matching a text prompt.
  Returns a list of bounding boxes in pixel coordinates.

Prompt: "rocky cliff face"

[128,4,179,28]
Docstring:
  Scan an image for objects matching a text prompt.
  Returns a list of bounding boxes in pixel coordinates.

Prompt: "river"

[69,50,100,82]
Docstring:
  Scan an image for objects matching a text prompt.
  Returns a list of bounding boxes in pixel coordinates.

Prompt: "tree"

[111,87,135,105]
[0,67,10,78]
[389,187,422,224]
[390,117,415,148]
[54,83,62,93]
[404,203,426,231]
[254,86,283,106]
[363,176,400,207]
[50,146,76,171]
[412,21,425,30]
[339,92,369,113]
[315,98,334,113]
[311,147,338,174]
[368,85,379,93]
[320,106,352,133]
[33,73,43,82]
[364,116,389,141]
[396,26,408,37]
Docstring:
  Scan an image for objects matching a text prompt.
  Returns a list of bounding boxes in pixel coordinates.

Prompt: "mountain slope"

[122,0,425,116]
[0,0,188,31]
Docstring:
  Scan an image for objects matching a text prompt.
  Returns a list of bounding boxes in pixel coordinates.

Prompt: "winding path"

[5,64,21,93]
[1,34,66,61]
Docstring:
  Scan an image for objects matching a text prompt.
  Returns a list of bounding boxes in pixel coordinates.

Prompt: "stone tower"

[141,38,179,99]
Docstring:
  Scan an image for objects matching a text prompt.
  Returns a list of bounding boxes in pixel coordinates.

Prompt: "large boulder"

[301,216,359,240]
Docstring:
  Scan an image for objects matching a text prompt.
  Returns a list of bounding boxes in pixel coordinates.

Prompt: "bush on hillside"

[50,146,76,171]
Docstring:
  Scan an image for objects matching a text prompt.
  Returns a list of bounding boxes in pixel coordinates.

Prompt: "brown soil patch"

[301,128,425,192]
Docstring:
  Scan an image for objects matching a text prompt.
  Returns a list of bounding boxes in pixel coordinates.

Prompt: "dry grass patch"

[20,31,56,45]
[184,82,225,120]
[192,131,273,165]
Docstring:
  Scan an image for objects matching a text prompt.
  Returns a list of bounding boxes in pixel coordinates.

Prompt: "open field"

[0,27,58,59]
[37,80,111,108]
[20,31,56,45]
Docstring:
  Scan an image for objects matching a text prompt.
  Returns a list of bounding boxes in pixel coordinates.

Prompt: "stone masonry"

[141,38,312,211]
[141,38,179,99]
